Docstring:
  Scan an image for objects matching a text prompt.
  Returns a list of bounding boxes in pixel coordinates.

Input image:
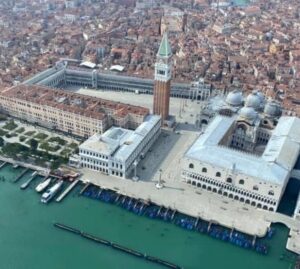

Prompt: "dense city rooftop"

[0,0,300,115]
[0,84,149,119]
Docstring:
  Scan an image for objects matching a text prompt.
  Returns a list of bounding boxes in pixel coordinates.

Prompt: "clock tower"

[153,32,172,121]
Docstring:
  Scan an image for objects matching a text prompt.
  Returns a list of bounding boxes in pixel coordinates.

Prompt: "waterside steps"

[12,168,29,183]
[53,222,183,269]
[20,172,38,190]
[56,179,79,202]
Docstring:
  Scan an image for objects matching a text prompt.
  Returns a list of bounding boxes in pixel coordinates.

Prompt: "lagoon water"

[0,164,296,269]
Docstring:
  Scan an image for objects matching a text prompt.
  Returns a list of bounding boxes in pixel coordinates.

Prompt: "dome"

[239,106,257,121]
[226,90,243,107]
[264,100,282,117]
[245,90,263,110]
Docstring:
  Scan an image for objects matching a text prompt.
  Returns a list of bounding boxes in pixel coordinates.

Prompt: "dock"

[12,168,29,183]
[56,179,79,202]
[20,174,38,190]
[0,162,7,170]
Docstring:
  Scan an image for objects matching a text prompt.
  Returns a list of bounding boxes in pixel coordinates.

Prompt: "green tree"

[30,139,38,151]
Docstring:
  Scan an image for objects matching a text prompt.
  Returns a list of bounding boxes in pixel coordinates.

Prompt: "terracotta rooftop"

[1,84,149,120]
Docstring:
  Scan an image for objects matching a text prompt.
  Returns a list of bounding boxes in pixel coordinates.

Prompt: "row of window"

[81,158,108,167]
[81,163,108,174]
[111,170,123,177]
[112,162,123,170]
[80,150,109,160]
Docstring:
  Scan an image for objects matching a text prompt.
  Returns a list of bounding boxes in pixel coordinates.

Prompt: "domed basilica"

[199,89,282,154]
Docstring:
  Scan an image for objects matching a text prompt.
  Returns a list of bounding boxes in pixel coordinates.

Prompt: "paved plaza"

[75,88,300,254]
[72,88,201,125]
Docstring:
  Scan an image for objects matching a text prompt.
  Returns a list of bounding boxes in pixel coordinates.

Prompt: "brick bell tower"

[153,32,172,122]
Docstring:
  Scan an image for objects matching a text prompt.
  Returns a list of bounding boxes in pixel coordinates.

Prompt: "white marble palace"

[182,89,300,212]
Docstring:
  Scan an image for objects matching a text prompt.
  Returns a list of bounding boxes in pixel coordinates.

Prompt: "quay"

[81,169,300,255]
[81,183,268,254]
[56,179,80,202]
[53,222,183,269]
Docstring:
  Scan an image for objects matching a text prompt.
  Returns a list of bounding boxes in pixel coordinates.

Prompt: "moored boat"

[41,180,63,203]
[36,178,51,193]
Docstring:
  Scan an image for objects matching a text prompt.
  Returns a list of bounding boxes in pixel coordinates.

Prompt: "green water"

[0,164,296,269]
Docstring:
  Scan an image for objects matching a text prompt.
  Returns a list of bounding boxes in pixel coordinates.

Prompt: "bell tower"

[153,32,172,121]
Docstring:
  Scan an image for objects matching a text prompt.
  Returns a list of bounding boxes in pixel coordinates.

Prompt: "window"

[202,167,207,173]
[189,163,194,169]
[268,190,274,196]
[253,185,259,191]
[158,70,165,75]
[216,172,221,177]
[239,179,244,185]
[226,178,232,183]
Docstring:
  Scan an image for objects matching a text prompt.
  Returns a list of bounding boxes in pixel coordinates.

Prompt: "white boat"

[41,180,63,204]
[35,178,51,193]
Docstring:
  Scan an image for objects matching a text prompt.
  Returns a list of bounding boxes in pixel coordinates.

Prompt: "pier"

[0,162,7,170]
[12,168,29,183]
[56,179,79,202]
[20,173,38,190]
[53,222,182,269]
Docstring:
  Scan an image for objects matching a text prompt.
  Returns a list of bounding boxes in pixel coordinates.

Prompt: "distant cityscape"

[0,1,300,268]
[0,0,300,116]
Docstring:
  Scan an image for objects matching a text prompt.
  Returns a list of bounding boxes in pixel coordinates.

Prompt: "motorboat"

[41,180,63,203]
[35,178,51,193]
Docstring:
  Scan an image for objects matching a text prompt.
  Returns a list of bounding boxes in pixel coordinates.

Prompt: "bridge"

[264,211,300,255]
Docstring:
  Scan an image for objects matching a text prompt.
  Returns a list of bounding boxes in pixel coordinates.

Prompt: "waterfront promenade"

[82,168,300,254]
[78,105,300,255]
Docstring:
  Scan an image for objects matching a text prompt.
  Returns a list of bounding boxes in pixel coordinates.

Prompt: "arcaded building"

[183,90,300,212]
[0,84,149,138]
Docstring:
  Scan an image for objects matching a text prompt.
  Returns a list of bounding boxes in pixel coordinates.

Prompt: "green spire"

[157,32,172,58]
